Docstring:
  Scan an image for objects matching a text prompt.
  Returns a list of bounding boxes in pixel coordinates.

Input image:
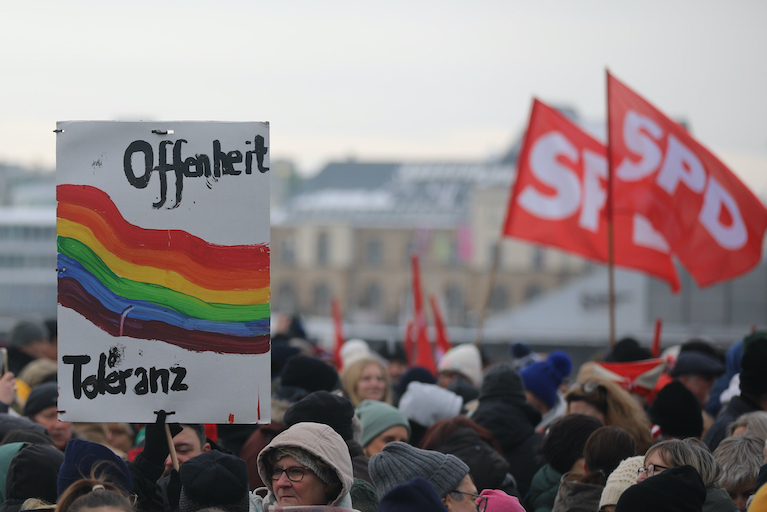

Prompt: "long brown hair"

[55,479,133,512]
[579,426,636,485]
[565,377,652,454]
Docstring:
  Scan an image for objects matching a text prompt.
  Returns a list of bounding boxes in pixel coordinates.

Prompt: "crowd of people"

[0,315,767,512]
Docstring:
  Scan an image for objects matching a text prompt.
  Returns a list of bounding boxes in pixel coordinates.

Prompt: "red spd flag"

[608,72,767,286]
[503,98,680,291]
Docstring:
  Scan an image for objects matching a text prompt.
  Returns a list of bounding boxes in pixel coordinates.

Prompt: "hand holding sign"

[142,410,182,468]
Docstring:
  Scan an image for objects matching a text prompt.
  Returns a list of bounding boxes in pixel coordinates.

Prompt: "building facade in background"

[271,160,588,329]
[0,165,56,335]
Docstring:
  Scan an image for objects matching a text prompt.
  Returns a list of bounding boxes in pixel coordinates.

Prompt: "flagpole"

[607,216,616,348]
[474,239,502,346]
[605,69,616,348]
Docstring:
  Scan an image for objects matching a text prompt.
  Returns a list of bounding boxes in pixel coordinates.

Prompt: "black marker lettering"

[170,366,188,391]
[150,367,170,394]
[62,355,91,399]
[123,134,267,208]
[134,367,149,395]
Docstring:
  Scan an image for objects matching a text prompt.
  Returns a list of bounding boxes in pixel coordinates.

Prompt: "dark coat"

[347,439,372,484]
[703,487,736,512]
[704,395,760,451]
[551,480,603,512]
[432,425,518,496]
[527,464,562,512]
[240,421,287,490]
[0,444,63,512]
[471,363,543,497]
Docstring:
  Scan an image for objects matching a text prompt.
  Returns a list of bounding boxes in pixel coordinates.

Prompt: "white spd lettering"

[518,132,609,234]
[579,149,607,232]
[519,132,612,234]
[518,132,581,220]
[699,176,747,249]
[616,110,747,250]
[657,134,706,195]
[616,111,663,181]
[632,214,670,253]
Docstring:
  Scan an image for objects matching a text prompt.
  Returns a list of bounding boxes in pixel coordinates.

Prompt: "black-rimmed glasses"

[637,463,671,477]
[451,490,487,512]
[271,465,308,482]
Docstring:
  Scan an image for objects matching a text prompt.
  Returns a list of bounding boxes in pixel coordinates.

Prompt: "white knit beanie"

[599,456,645,510]
[438,344,483,387]
[398,382,462,427]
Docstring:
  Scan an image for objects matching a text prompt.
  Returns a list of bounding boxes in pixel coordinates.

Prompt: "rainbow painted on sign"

[56,184,270,354]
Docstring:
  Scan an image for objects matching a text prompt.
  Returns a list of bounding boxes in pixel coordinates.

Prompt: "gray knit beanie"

[10,321,49,348]
[369,441,469,499]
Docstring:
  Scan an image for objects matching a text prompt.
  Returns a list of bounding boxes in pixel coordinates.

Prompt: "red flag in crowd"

[430,294,452,360]
[595,358,668,403]
[331,297,345,370]
[411,254,437,374]
[607,72,767,286]
[403,320,414,365]
[503,98,681,291]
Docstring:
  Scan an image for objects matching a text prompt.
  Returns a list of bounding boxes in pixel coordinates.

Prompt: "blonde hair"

[565,376,652,455]
[341,357,391,407]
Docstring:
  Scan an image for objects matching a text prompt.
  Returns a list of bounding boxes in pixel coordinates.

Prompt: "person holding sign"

[252,422,354,510]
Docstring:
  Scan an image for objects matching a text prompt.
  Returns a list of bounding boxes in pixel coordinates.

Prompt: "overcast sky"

[2,1,766,190]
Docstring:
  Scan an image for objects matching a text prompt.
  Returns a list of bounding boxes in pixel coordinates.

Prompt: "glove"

[142,410,182,467]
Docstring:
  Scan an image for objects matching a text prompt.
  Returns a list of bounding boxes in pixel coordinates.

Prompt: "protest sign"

[56,121,271,423]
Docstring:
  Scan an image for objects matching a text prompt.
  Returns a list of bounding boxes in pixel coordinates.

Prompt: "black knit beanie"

[178,450,249,512]
[648,381,703,438]
[280,355,340,393]
[740,332,767,396]
[615,465,706,512]
[283,391,355,441]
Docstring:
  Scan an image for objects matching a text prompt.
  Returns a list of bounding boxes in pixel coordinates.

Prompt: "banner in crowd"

[56,121,271,423]
[503,99,681,291]
[608,72,767,286]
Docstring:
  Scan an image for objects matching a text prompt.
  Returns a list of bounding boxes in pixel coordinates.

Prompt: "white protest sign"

[56,121,271,424]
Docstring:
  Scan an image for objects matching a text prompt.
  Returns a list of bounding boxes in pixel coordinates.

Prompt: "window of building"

[360,282,383,312]
[489,285,508,313]
[317,232,329,266]
[313,282,331,315]
[280,237,296,265]
[366,239,383,267]
[445,284,465,325]
[525,284,543,301]
[532,246,546,270]
[275,282,297,314]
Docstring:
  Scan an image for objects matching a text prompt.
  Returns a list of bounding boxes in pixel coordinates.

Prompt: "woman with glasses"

[636,438,734,512]
[564,378,653,455]
[253,421,354,510]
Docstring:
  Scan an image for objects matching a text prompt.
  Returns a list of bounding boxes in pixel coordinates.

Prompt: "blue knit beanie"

[520,350,572,409]
[57,438,133,497]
